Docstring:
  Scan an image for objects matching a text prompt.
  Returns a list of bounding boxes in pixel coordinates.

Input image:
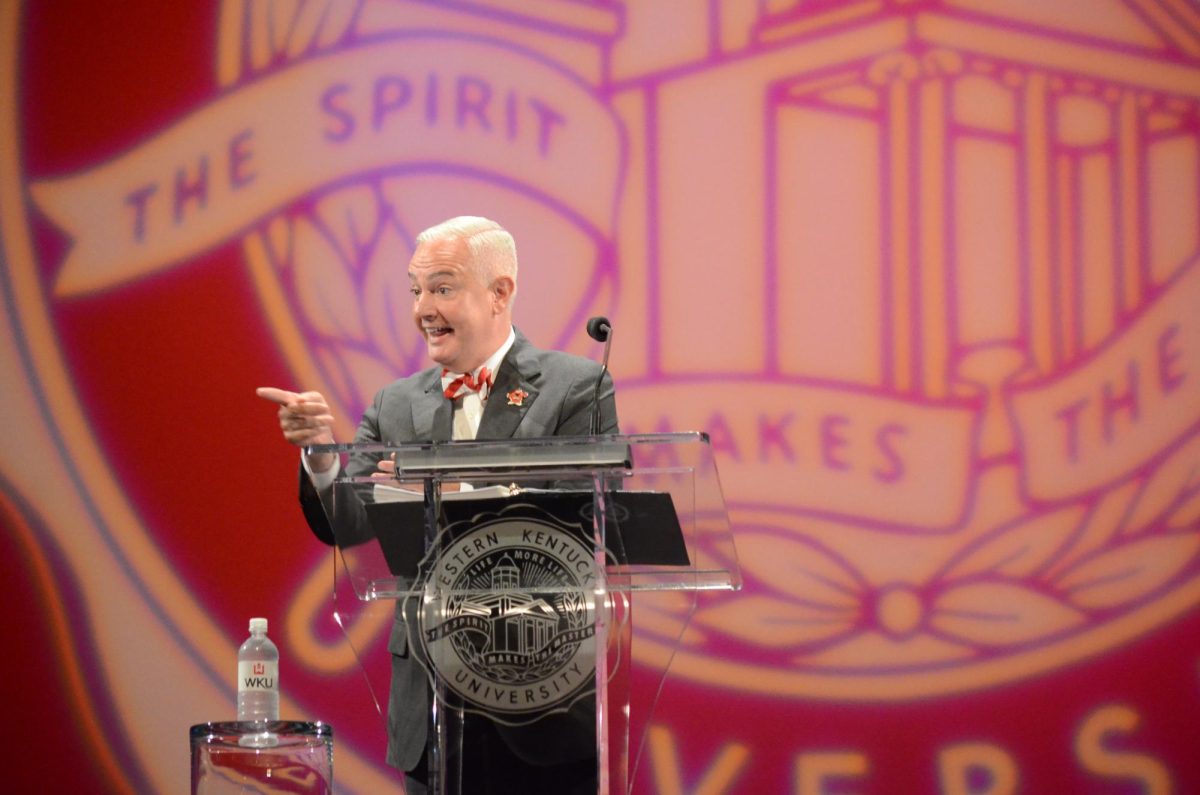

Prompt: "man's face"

[408,237,509,373]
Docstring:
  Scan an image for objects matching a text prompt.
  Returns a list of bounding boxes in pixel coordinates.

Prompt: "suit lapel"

[412,370,453,442]
[478,330,539,440]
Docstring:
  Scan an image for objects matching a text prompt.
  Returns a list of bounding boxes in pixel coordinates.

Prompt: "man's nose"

[414,290,434,316]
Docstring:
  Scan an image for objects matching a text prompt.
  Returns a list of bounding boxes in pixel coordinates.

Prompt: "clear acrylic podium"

[306,432,739,794]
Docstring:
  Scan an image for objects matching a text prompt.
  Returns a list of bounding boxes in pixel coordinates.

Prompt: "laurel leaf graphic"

[737,531,862,608]
[1057,534,1200,609]
[1043,479,1141,580]
[632,592,709,644]
[246,1,275,71]
[693,595,856,648]
[314,185,385,273]
[316,343,396,426]
[363,220,427,373]
[1118,432,1200,537]
[283,0,324,58]
[237,0,361,76]
[795,631,974,669]
[694,522,742,573]
[312,345,356,426]
[1165,486,1200,530]
[930,582,1085,646]
[291,213,369,343]
[262,215,294,272]
[321,0,364,49]
[269,0,296,55]
[288,0,360,58]
[942,504,1085,581]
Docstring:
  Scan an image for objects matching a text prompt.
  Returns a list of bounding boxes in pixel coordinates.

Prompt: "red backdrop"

[3,1,1200,792]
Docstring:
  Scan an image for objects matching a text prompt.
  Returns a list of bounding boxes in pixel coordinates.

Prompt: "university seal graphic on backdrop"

[600,8,1200,703]
[12,5,1200,790]
[410,510,600,720]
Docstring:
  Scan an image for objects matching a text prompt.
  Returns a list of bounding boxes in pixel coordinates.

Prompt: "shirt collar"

[479,327,516,378]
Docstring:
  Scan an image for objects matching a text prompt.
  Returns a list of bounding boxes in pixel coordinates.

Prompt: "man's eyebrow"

[409,269,458,282]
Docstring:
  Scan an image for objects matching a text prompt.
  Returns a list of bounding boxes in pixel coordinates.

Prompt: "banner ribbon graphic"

[31,34,622,296]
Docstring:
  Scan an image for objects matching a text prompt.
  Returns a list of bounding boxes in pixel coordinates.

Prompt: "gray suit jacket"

[300,329,618,771]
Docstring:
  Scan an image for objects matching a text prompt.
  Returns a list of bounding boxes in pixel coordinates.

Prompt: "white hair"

[415,216,518,286]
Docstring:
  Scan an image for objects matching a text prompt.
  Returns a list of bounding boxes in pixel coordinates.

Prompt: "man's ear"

[491,275,516,312]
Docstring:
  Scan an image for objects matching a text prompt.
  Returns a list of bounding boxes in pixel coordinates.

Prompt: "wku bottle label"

[237,661,278,691]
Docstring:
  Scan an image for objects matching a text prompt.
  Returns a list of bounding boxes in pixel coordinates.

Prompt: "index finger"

[256,386,299,405]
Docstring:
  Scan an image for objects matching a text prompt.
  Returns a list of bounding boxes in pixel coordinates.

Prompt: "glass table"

[190,721,333,794]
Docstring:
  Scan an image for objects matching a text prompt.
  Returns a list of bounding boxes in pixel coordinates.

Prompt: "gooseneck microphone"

[586,316,613,435]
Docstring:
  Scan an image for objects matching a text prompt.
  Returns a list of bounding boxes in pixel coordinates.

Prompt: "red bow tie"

[442,367,493,400]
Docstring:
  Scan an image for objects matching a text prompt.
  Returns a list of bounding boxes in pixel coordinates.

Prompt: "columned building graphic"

[458,555,559,658]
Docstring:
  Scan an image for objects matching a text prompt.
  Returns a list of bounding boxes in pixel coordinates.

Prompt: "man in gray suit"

[259,216,617,794]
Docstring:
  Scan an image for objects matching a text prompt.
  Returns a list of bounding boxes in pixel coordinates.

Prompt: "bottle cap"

[249,617,268,633]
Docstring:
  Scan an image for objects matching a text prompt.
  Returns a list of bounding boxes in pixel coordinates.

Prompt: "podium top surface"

[305,431,708,478]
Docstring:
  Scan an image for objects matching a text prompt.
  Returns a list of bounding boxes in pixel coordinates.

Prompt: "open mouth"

[424,326,453,339]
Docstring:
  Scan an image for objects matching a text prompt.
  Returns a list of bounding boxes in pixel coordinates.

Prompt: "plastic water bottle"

[237,617,279,745]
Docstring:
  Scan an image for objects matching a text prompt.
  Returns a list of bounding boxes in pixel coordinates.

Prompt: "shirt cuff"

[302,450,340,490]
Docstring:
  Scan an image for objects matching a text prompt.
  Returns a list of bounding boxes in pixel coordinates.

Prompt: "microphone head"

[586,316,611,342]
